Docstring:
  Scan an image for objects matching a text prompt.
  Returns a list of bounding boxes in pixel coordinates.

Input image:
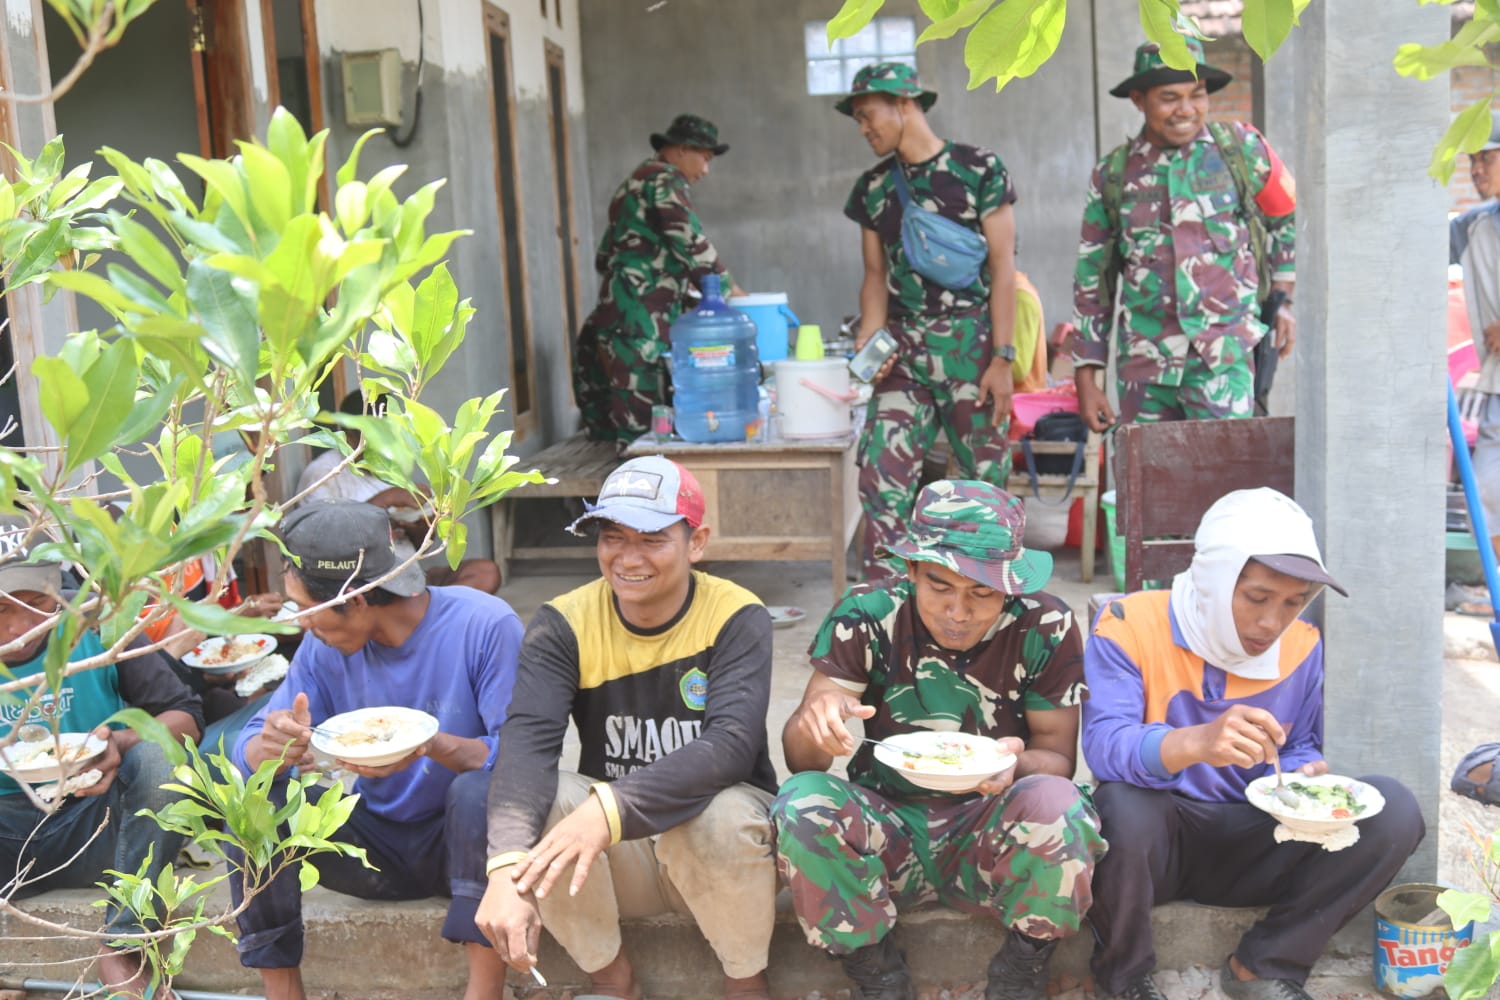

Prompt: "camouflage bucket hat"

[878,480,1052,595]
[835,61,937,116]
[650,114,730,155]
[1110,38,1232,98]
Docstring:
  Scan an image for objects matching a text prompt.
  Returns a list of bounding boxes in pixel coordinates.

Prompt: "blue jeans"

[0,740,185,936]
[228,768,490,968]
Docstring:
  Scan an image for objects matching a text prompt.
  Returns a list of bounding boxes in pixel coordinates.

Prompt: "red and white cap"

[567,456,705,535]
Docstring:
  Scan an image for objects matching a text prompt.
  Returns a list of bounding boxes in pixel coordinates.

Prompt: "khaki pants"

[539,772,776,979]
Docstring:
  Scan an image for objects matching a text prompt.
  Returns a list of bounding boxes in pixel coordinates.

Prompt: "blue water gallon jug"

[670,275,762,443]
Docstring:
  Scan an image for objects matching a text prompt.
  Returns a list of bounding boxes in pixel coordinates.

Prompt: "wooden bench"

[489,432,620,581]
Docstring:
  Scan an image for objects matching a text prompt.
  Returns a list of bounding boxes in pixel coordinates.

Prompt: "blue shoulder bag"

[889,163,990,291]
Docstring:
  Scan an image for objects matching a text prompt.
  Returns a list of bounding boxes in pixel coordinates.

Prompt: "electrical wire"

[389,0,425,148]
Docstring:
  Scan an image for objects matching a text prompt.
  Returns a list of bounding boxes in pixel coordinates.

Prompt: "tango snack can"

[1373,883,1474,998]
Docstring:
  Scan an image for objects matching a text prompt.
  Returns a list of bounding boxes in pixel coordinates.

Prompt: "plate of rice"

[0,732,107,784]
[872,730,1017,793]
[311,706,439,767]
[182,634,275,675]
[1245,773,1386,836]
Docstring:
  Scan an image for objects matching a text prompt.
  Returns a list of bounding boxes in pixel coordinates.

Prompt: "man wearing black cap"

[573,114,747,445]
[0,515,203,998]
[1070,37,1297,431]
[1452,110,1500,605]
[1082,489,1423,1000]
[229,500,525,1000]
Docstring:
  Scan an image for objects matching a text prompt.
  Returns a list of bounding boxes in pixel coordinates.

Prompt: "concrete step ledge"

[2,886,1372,998]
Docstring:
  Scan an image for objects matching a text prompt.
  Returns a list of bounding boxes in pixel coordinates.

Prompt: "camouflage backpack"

[1096,121,1272,314]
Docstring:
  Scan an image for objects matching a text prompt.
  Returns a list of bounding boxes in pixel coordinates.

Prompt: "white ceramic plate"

[0,732,107,784]
[767,605,807,629]
[872,730,1017,794]
[311,706,440,767]
[181,633,275,675]
[1245,773,1386,836]
[270,601,301,624]
[235,654,290,698]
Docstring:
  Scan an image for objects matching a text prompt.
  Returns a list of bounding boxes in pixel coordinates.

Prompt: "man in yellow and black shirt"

[478,456,777,1000]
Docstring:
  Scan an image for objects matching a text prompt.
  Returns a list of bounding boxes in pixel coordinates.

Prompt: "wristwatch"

[993,344,1016,362]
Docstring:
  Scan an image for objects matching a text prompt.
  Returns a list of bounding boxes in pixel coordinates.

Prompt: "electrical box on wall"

[341,49,404,127]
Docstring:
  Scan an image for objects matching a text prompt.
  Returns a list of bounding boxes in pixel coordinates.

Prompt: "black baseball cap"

[279,501,427,598]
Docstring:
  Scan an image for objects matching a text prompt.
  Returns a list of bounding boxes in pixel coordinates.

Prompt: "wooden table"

[625,433,861,599]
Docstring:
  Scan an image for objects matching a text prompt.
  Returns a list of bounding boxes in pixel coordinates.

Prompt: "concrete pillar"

[1091,0,1141,157]
[1293,3,1448,877]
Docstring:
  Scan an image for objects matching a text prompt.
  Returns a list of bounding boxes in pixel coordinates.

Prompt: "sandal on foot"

[1452,742,1500,805]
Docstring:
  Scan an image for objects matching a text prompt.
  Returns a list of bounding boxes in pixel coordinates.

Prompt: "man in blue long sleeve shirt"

[1081,489,1423,1000]
[230,501,523,1000]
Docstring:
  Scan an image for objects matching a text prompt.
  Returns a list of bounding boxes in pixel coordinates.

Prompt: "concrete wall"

[579,0,1096,339]
[1294,3,1449,879]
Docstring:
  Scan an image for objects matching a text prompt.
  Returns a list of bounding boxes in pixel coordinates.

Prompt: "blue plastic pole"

[1447,379,1500,618]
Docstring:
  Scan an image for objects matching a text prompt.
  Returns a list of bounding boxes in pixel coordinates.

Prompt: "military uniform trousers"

[536,771,777,979]
[574,279,678,446]
[1114,336,1256,426]
[772,771,1106,956]
[859,309,1013,582]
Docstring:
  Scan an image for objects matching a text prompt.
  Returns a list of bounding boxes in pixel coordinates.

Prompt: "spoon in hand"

[1270,754,1301,808]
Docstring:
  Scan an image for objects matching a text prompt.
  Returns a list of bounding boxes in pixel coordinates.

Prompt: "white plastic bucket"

[774,359,856,439]
[729,292,799,363]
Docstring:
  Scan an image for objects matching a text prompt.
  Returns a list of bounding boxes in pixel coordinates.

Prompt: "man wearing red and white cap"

[478,456,778,1000]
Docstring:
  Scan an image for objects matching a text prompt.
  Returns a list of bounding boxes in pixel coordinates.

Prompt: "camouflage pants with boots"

[859,310,1013,582]
[1115,339,1255,425]
[772,771,1106,958]
[574,286,676,445]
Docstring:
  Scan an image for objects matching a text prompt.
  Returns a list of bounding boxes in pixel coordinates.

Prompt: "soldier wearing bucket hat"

[1081,488,1423,1000]
[573,114,745,447]
[480,457,778,1000]
[1070,34,1297,433]
[838,61,1024,588]
[775,481,1103,1000]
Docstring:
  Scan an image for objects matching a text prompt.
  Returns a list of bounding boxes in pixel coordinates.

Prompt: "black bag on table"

[1019,410,1087,505]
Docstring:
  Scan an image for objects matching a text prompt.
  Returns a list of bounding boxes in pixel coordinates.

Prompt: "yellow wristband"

[590,782,623,845]
[485,851,528,876]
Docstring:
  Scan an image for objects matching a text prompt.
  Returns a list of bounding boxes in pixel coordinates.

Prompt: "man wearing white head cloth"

[1080,489,1424,1000]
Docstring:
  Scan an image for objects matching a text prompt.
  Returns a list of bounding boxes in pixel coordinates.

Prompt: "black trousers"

[1087,776,1425,993]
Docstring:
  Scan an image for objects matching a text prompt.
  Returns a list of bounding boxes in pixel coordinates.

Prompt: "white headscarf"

[1169,488,1333,679]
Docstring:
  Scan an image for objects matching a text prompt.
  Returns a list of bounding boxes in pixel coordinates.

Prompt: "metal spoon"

[530,965,547,987]
[1270,754,1301,808]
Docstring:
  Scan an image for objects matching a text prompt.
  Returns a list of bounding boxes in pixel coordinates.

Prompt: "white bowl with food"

[311,706,440,767]
[0,732,107,784]
[181,633,276,675]
[1245,772,1385,836]
[872,730,1017,794]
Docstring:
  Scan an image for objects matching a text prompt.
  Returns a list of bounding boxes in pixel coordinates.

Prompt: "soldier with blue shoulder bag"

[838,61,1023,584]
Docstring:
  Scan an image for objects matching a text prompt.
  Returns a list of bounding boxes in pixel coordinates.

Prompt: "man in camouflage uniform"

[774,481,1105,1000]
[574,114,742,445]
[1069,39,1296,430]
[839,63,1020,582]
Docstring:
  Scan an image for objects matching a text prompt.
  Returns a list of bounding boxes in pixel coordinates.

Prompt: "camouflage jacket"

[593,157,730,318]
[1070,123,1295,385]
[845,142,1015,319]
[808,579,1084,799]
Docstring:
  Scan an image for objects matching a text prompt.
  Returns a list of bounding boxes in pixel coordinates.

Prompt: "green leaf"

[1437,888,1493,929]
[1430,96,1497,183]
[918,0,993,44]
[31,354,89,442]
[186,258,261,388]
[918,0,961,19]
[1139,0,1194,70]
[266,107,313,214]
[46,269,139,317]
[336,128,385,187]
[8,216,70,286]
[107,706,187,767]
[164,593,298,636]
[66,338,139,472]
[1444,929,1500,1000]
[965,0,1067,91]
[115,376,182,448]
[110,212,186,296]
[826,0,885,44]
[238,141,294,235]
[1241,0,1296,62]
[298,861,321,892]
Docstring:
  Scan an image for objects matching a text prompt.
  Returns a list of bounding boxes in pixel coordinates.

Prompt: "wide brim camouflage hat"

[835,61,937,116]
[650,114,730,155]
[878,480,1052,595]
[1110,38,1232,98]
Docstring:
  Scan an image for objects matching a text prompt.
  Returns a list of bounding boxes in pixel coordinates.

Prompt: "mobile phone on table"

[848,327,898,382]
